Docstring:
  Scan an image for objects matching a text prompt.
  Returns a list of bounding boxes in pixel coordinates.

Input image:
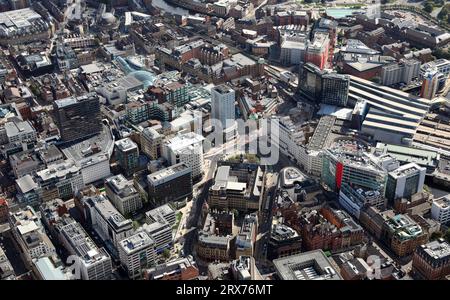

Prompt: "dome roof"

[101,13,117,25]
[131,70,156,88]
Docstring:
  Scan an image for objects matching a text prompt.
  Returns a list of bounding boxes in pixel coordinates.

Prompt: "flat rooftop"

[147,163,191,185]
[419,240,450,260]
[374,143,439,168]
[0,8,47,37]
[119,231,154,254]
[54,93,98,109]
[115,138,138,152]
[273,250,342,280]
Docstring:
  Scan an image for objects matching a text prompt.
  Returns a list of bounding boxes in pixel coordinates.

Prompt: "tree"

[162,249,171,259]
[433,48,450,60]
[438,7,448,20]
[445,229,450,243]
[424,2,434,13]
[430,231,443,241]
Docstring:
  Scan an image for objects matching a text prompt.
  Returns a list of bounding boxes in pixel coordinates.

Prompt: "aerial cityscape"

[0,0,450,283]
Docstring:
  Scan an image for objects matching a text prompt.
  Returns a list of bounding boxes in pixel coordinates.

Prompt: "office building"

[115,138,139,176]
[298,63,349,106]
[197,231,234,262]
[321,140,387,193]
[164,132,204,179]
[383,214,427,257]
[3,119,36,144]
[300,207,364,252]
[273,250,342,280]
[147,81,191,108]
[61,125,114,185]
[144,256,199,280]
[83,195,134,250]
[339,185,386,219]
[385,163,426,202]
[53,93,102,143]
[268,223,302,260]
[381,59,420,86]
[147,163,193,207]
[210,84,236,141]
[0,8,51,46]
[321,73,350,107]
[105,174,142,216]
[140,127,163,160]
[420,59,450,79]
[9,150,45,179]
[36,144,64,166]
[235,213,258,258]
[197,211,234,262]
[412,239,450,280]
[118,231,156,279]
[208,162,265,212]
[305,32,329,70]
[280,37,307,66]
[39,198,75,244]
[299,62,324,102]
[143,214,173,253]
[15,174,40,207]
[32,256,73,280]
[420,69,440,100]
[145,204,176,227]
[35,159,84,202]
[97,74,143,105]
[431,195,450,225]
[60,222,112,280]
[9,206,57,266]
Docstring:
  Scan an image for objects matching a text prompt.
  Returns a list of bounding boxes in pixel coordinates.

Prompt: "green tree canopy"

[438,7,448,20]
[162,249,171,259]
[424,2,434,13]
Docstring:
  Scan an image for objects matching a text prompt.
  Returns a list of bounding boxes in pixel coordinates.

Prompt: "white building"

[140,127,163,160]
[35,159,84,201]
[143,211,173,253]
[339,186,386,219]
[145,204,176,227]
[9,206,56,266]
[381,59,420,86]
[163,132,205,179]
[211,84,236,141]
[118,231,156,279]
[83,195,134,249]
[280,38,307,66]
[274,116,323,176]
[385,163,426,201]
[4,119,36,144]
[105,174,143,216]
[60,222,112,280]
[431,195,450,225]
[421,58,450,79]
[61,126,114,185]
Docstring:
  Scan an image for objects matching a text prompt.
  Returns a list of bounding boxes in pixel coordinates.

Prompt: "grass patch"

[173,212,183,230]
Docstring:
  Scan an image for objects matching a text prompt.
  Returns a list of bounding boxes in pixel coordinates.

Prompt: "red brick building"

[412,239,450,280]
[0,198,8,223]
